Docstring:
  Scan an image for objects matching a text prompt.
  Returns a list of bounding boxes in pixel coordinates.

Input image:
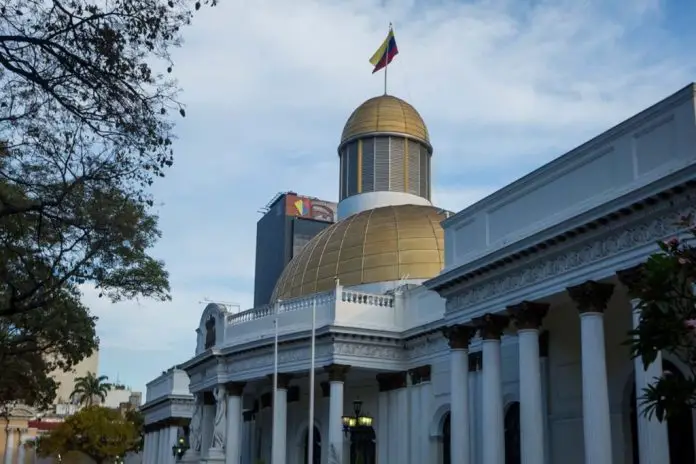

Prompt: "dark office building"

[253,192,337,307]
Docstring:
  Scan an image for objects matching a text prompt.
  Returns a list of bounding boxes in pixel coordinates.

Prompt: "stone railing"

[340,289,394,307]
[227,303,275,325]
[227,291,336,326]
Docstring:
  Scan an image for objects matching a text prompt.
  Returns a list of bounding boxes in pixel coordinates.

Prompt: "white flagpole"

[384,22,392,95]
[272,301,280,464]
[307,297,317,464]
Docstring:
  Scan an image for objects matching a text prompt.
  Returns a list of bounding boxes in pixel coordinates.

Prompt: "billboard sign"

[285,194,336,222]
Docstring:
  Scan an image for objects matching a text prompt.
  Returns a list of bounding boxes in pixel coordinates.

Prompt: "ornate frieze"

[445,196,695,312]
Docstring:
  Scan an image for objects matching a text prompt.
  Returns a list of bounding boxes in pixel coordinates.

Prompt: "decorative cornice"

[442,189,695,313]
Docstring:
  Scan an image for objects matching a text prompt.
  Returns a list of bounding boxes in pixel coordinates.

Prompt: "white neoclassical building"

[141,84,696,464]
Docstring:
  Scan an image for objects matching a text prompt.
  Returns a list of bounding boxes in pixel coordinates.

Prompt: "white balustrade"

[223,287,402,345]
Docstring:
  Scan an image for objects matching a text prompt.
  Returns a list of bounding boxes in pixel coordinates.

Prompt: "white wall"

[443,86,696,272]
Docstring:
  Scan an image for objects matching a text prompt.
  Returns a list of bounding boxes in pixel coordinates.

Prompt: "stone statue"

[211,386,227,449]
[189,395,203,452]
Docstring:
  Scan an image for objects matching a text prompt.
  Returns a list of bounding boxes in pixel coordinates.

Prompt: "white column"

[16,431,25,464]
[143,432,152,464]
[518,328,546,464]
[579,311,613,464]
[418,371,433,464]
[271,375,289,464]
[226,383,245,464]
[631,301,670,463]
[481,326,505,464]
[467,359,477,464]
[450,348,470,464]
[409,371,421,464]
[376,383,389,464]
[394,386,409,464]
[152,429,161,464]
[160,428,169,464]
[202,401,216,458]
[328,373,345,464]
[568,281,613,464]
[166,425,179,464]
[539,334,552,464]
[4,427,15,464]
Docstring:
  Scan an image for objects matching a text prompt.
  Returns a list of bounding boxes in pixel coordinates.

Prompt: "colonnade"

[3,426,29,464]
[444,272,671,464]
[143,418,186,464]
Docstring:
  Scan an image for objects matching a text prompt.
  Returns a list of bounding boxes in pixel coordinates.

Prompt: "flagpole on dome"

[384,22,392,95]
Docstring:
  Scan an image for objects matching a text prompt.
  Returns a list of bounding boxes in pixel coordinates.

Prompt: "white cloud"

[89,0,696,388]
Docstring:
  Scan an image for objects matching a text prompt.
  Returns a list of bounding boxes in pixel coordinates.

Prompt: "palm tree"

[70,372,112,406]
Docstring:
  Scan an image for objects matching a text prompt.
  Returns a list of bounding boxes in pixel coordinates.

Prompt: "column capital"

[567,280,615,313]
[442,324,476,349]
[408,365,431,385]
[376,371,407,392]
[616,264,645,294]
[225,381,246,396]
[507,301,549,330]
[472,313,509,340]
[324,364,351,382]
[266,373,293,389]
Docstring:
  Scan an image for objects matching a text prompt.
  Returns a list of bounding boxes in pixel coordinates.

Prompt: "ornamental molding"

[405,333,448,361]
[444,191,695,313]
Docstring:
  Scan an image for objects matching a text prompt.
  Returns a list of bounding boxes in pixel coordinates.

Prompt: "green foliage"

[71,372,112,406]
[0,0,214,407]
[38,406,140,463]
[626,214,696,421]
[124,409,145,453]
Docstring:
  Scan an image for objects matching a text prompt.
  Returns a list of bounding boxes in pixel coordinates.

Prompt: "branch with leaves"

[626,214,696,421]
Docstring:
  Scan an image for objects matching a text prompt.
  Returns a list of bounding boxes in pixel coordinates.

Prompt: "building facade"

[141,84,696,464]
[253,192,337,307]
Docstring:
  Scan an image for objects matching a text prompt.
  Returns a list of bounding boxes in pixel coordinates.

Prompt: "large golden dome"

[271,204,446,301]
[340,95,430,147]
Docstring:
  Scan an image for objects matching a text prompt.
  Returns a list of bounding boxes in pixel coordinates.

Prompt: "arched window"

[303,426,321,464]
[504,402,521,464]
[442,412,451,464]
[630,360,695,464]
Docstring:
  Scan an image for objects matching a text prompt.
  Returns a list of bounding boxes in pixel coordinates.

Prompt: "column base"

[181,450,201,463]
[203,447,225,463]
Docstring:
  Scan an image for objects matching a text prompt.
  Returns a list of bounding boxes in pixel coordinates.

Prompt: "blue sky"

[83,0,696,395]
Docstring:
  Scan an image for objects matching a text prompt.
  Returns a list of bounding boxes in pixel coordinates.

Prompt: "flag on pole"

[369,26,398,74]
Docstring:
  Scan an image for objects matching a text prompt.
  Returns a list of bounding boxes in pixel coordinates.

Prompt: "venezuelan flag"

[369,27,398,74]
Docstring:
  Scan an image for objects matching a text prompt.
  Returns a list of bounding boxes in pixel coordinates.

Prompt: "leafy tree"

[626,214,696,421]
[71,372,112,406]
[38,405,140,463]
[0,0,214,406]
[124,408,145,453]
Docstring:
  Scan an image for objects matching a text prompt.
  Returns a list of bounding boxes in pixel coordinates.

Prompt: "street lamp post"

[341,400,375,464]
[172,435,189,461]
